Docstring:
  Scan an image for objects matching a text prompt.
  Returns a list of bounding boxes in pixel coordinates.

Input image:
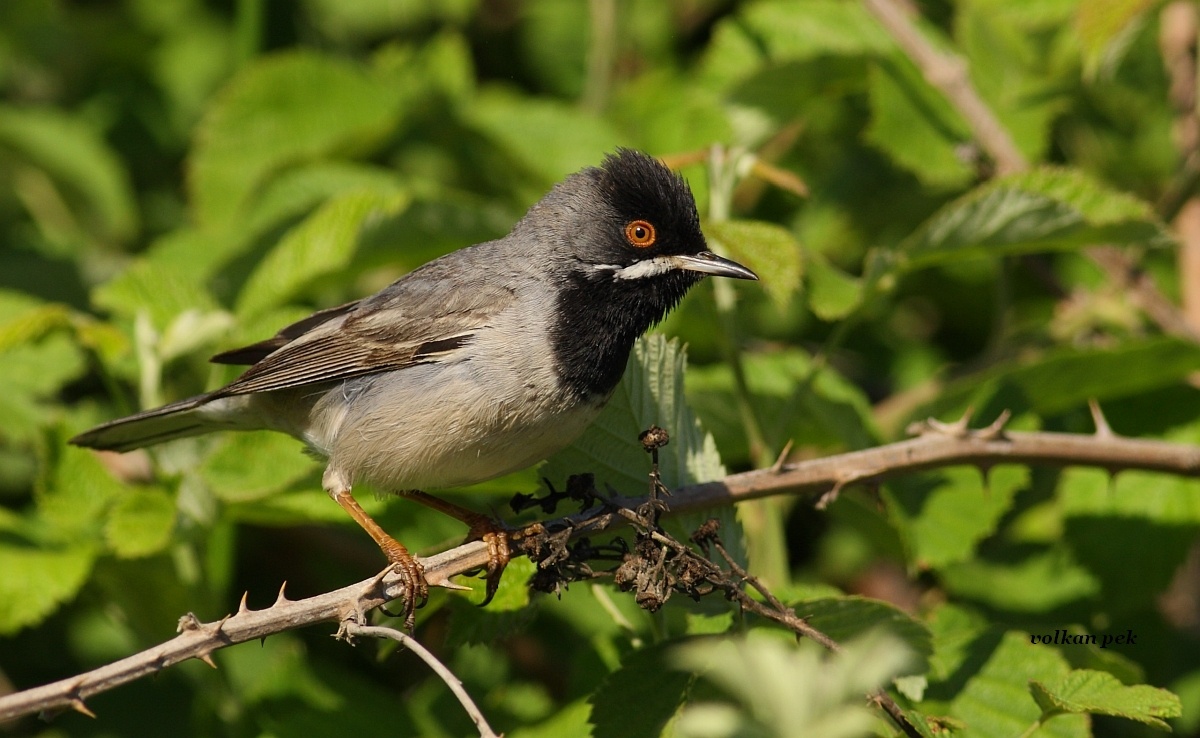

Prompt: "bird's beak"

[669,251,758,280]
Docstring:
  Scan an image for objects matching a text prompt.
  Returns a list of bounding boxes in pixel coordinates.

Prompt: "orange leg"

[403,490,511,605]
[331,486,428,626]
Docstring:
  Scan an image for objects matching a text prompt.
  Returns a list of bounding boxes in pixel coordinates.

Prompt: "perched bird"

[72,149,757,622]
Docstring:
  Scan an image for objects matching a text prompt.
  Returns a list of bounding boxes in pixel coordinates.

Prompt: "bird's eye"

[624,220,657,248]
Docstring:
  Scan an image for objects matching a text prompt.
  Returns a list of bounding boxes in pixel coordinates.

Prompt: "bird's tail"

[71,395,220,453]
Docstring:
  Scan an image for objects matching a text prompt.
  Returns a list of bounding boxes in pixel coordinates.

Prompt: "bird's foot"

[465,518,512,606]
[379,539,429,629]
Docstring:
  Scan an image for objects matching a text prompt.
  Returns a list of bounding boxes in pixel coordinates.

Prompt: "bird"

[71,149,758,624]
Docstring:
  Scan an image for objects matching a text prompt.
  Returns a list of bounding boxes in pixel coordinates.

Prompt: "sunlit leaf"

[1031,669,1181,729]
[899,168,1170,267]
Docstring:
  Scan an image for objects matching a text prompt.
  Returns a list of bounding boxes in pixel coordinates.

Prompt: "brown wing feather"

[211,280,516,398]
[210,300,361,365]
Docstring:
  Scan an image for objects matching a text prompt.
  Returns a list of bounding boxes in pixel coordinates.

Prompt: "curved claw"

[386,550,428,630]
[477,530,512,607]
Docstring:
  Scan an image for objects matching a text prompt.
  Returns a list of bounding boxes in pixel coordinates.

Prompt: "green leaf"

[236,189,411,317]
[899,168,1170,268]
[888,465,1027,569]
[704,219,803,310]
[0,105,137,246]
[688,349,877,466]
[469,91,622,185]
[508,699,593,738]
[542,337,740,562]
[740,0,895,59]
[867,59,975,189]
[796,596,933,673]
[672,631,912,738]
[301,0,475,39]
[0,333,87,443]
[189,51,404,227]
[105,487,177,558]
[1030,669,1182,729]
[610,73,732,156]
[956,4,1062,162]
[913,338,1200,423]
[543,336,726,498]
[243,161,407,246]
[93,258,223,330]
[0,539,97,635]
[949,631,1087,737]
[590,641,690,738]
[940,546,1100,612]
[1061,466,1200,612]
[1076,0,1153,79]
[200,432,318,503]
[805,250,863,320]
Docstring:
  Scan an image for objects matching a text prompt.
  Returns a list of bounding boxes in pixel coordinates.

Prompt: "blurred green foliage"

[2,0,1199,735]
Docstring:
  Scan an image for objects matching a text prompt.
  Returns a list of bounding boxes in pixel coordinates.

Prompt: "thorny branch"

[3,411,1200,723]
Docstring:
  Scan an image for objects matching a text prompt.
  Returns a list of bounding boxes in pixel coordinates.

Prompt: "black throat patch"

[549,267,701,402]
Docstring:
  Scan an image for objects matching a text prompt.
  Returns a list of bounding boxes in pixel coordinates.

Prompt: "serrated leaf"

[805,250,863,320]
[796,596,933,673]
[236,189,410,317]
[0,540,97,635]
[543,336,726,497]
[105,487,177,558]
[542,336,741,563]
[867,59,975,189]
[0,105,137,245]
[900,168,1170,268]
[957,5,1061,162]
[1030,669,1181,729]
[189,52,404,227]
[508,699,593,738]
[704,219,802,310]
[949,631,1087,738]
[590,641,690,738]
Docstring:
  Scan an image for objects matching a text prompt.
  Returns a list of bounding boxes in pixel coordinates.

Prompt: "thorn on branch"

[770,439,795,474]
[69,696,96,719]
[237,592,250,615]
[274,581,289,605]
[1089,398,1116,438]
[196,652,218,669]
[976,409,1011,440]
[205,615,232,639]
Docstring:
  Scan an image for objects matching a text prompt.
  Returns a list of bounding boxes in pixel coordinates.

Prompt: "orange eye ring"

[624,220,657,248]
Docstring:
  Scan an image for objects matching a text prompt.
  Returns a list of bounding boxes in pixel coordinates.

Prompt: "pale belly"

[297,360,605,492]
